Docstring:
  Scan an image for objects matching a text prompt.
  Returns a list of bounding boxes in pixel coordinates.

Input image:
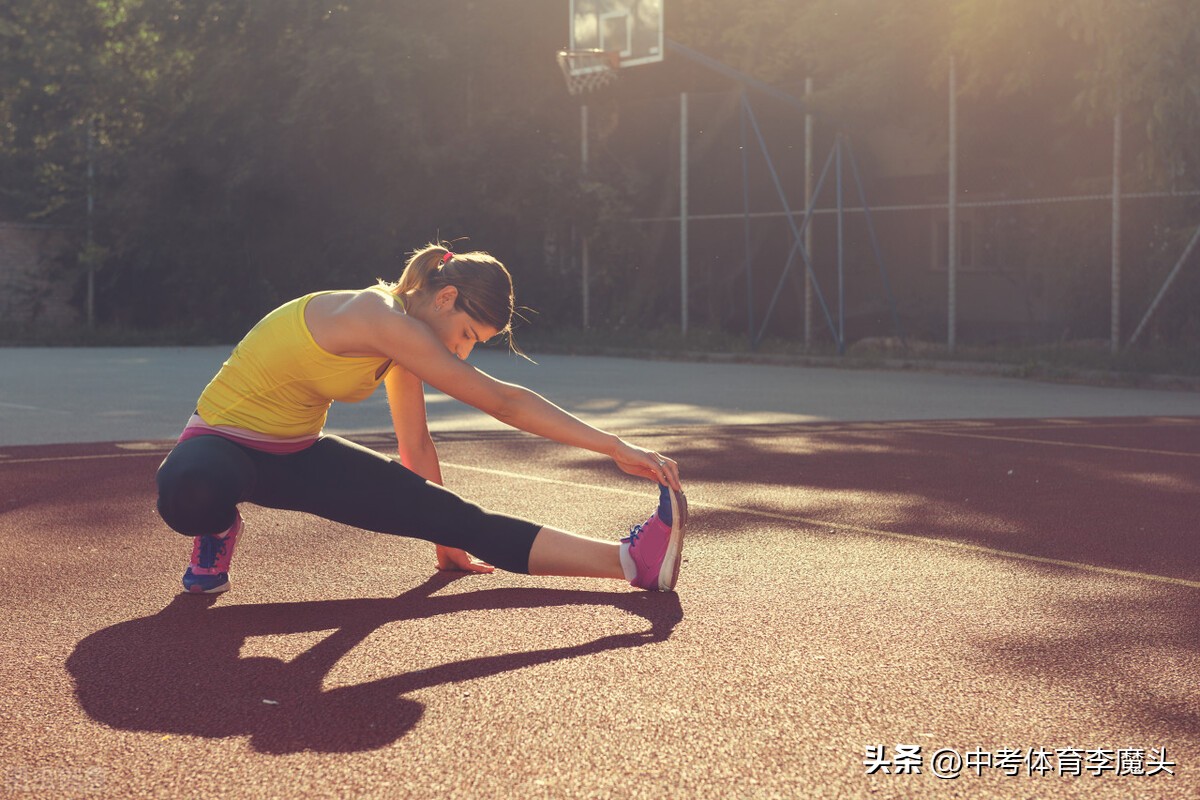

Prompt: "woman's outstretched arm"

[346,291,683,491]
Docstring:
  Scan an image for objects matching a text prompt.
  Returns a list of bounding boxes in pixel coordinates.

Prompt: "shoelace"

[197,534,227,568]
[626,523,645,547]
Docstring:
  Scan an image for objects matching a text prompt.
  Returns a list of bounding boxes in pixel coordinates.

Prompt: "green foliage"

[675,0,1200,186]
[952,0,1200,182]
[2,0,1198,342]
[2,0,587,331]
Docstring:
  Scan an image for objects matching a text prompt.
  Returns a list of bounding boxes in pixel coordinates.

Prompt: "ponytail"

[392,242,452,297]
[381,240,519,342]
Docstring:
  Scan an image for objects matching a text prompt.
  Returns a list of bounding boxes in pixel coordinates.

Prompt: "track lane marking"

[902,419,1200,435]
[441,462,1200,591]
[977,419,1199,430]
[0,401,75,414]
[4,417,1197,463]
[0,451,167,465]
[904,429,1200,458]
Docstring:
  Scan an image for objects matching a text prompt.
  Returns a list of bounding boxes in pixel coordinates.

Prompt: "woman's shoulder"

[303,287,410,357]
[356,285,406,314]
[305,287,401,315]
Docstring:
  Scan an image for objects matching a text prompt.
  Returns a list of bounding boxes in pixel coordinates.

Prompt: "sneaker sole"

[657,489,688,591]
[183,579,230,594]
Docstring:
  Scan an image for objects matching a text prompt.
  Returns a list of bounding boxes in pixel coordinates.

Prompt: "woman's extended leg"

[526,528,624,579]
[249,435,682,587]
[247,434,591,575]
[529,485,686,590]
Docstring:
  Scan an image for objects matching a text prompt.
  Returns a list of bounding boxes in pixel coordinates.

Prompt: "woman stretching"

[156,242,686,595]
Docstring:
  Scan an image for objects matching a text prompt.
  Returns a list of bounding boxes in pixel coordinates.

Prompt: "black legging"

[156,434,542,574]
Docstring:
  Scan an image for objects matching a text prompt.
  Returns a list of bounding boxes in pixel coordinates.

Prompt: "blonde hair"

[382,241,521,348]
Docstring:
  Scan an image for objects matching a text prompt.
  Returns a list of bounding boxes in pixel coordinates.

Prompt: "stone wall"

[0,223,79,326]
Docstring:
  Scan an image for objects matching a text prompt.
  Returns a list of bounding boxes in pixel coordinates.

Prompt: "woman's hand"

[436,545,495,574]
[611,439,683,492]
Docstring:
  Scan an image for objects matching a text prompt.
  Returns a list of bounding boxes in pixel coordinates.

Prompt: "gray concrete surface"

[0,346,1196,446]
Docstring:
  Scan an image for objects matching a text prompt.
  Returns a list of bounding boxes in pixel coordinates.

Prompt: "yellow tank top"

[196,291,394,437]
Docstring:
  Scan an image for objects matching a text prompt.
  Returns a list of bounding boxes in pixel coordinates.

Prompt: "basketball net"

[556,49,620,96]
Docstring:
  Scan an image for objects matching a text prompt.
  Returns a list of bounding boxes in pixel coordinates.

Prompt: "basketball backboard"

[568,0,663,68]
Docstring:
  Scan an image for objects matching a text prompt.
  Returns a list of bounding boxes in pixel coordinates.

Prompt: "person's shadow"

[67,575,683,754]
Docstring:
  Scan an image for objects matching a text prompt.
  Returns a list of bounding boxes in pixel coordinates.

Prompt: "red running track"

[1,416,1198,799]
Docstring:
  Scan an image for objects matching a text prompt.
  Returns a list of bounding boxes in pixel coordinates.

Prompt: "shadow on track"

[67,574,683,754]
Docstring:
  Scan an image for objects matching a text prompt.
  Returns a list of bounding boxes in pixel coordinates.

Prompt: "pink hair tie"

[441,251,453,264]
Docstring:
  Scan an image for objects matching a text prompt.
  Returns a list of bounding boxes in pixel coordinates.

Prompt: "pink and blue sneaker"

[620,484,688,592]
[182,512,243,594]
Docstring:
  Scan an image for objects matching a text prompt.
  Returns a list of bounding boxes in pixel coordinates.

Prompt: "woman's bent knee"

[155,437,250,536]
[156,471,230,536]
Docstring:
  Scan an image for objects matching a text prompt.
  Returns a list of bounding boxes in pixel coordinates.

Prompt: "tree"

[2,1,588,331]
[951,0,1200,185]
[675,0,1200,186]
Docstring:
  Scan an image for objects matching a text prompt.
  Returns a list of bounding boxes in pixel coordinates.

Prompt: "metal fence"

[572,65,1200,352]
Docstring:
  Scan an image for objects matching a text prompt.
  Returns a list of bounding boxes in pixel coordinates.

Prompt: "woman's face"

[425,287,499,360]
[437,309,498,360]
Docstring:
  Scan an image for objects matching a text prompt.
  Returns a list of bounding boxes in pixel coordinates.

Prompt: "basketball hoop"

[556,49,620,96]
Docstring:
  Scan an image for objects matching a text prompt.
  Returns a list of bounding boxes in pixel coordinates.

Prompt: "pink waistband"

[178,414,318,455]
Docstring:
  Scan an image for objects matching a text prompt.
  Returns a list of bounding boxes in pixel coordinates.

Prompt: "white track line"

[441,461,1200,591]
[0,452,166,465]
[905,429,1200,458]
[953,419,1199,432]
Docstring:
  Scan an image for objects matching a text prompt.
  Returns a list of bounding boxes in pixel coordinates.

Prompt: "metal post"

[581,240,590,329]
[580,104,590,329]
[740,94,753,346]
[804,77,814,351]
[947,56,958,353]
[580,104,589,177]
[1111,101,1122,354]
[835,136,845,354]
[86,117,96,330]
[680,92,689,337]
